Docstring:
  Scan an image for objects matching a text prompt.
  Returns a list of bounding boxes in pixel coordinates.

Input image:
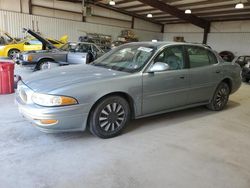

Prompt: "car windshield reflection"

[91,44,156,73]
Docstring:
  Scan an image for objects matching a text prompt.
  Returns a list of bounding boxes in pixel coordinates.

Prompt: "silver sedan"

[16,42,242,138]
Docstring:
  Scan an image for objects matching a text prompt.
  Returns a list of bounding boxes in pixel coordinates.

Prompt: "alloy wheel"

[214,86,229,109]
[98,103,125,132]
[9,50,19,59]
[40,62,50,70]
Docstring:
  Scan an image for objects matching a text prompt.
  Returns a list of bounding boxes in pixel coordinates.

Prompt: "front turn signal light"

[39,119,58,125]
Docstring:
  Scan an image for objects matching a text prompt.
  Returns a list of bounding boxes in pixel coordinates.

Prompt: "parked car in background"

[15,29,104,71]
[0,30,21,45]
[235,55,250,82]
[0,29,67,58]
[219,51,235,62]
[234,56,250,68]
[16,42,241,138]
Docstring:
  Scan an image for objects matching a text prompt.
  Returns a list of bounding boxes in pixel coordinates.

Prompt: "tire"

[89,96,131,138]
[8,49,20,59]
[86,53,94,64]
[206,82,230,111]
[38,59,59,70]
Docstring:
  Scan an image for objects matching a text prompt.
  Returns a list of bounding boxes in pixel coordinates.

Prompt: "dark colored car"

[235,56,250,82]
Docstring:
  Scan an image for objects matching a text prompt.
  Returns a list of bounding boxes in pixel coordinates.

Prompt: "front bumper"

[16,91,90,133]
[16,60,37,67]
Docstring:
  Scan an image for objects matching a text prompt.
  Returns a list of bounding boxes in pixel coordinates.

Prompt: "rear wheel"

[8,49,20,59]
[207,82,230,111]
[89,96,130,138]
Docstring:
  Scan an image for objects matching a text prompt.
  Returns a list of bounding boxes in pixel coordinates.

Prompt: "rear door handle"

[215,70,221,73]
[179,76,185,79]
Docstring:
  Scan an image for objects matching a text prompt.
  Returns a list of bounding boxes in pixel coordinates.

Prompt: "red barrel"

[0,61,15,94]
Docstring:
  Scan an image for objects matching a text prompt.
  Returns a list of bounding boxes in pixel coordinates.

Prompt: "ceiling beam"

[175,0,237,8]
[137,0,210,29]
[151,8,250,20]
[204,13,250,20]
[185,3,250,12]
[133,8,157,13]
[115,0,138,5]
[88,1,163,25]
[120,4,146,10]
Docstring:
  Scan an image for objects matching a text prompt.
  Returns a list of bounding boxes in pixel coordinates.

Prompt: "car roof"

[124,41,210,49]
[67,41,95,45]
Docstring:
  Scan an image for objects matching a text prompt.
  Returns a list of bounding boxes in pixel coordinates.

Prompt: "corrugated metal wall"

[163,22,250,56]
[0,10,163,42]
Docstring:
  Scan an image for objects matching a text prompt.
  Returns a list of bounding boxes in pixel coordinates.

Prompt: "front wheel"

[207,82,230,111]
[8,49,20,59]
[89,96,131,138]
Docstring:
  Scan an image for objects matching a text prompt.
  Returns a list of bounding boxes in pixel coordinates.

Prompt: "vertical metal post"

[131,16,134,29]
[202,23,210,44]
[82,0,86,22]
[28,0,32,14]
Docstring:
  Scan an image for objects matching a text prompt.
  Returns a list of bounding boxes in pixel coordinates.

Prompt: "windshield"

[60,42,91,52]
[60,42,75,51]
[91,44,156,73]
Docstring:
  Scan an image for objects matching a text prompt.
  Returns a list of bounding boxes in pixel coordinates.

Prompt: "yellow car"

[0,35,68,58]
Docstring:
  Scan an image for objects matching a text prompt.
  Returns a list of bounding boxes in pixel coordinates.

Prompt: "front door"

[67,43,90,64]
[142,45,190,115]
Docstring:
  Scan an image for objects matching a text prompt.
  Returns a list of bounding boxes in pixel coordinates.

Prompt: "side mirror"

[24,42,30,45]
[148,62,170,73]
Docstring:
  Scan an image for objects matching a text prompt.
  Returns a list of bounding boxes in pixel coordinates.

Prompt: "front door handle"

[179,76,185,79]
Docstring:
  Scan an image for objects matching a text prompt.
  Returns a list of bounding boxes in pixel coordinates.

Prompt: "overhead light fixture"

[185,9,192,14]
[147,13,153,18]
[109,0,115,6]
[235,2,244,9]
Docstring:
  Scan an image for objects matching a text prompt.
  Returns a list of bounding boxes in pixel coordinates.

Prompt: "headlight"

[23,55,33,61]
[31,93,78,107]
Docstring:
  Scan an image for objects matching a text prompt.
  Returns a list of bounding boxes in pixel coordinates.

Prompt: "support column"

[202,23,210,44]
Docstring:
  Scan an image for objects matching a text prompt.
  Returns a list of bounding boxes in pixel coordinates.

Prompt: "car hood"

[23,28,56,49]
[23,64,130,93]
[21,49,62,55]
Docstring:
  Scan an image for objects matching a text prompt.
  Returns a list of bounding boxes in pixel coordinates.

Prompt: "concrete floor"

[1,66,250,188]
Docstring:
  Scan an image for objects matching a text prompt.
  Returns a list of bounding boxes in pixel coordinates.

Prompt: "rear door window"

[187,46,210,68]
[207,50,218,64]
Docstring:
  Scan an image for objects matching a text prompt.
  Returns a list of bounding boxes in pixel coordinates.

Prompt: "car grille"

[19,54,23,60]
[19,87,27,103]
[17,82,33,104]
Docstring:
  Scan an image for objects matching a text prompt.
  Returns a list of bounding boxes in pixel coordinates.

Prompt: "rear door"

[186,45,222,104]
